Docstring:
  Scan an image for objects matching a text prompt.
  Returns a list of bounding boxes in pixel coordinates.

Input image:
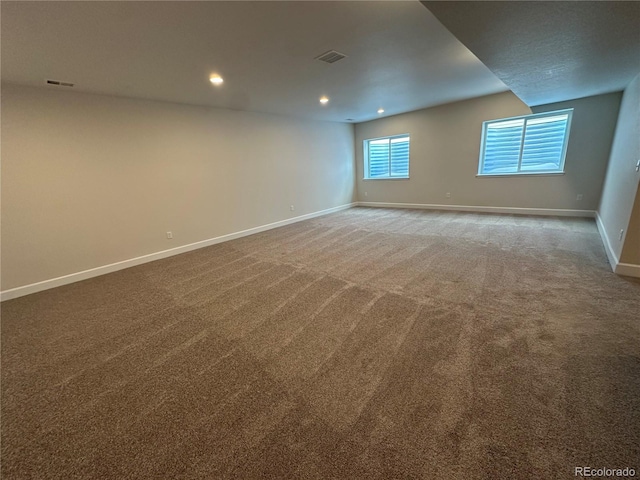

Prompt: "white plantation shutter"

[479,110,572,175]
[390,137,410,176]
[368,139,390,178]
[520,115,569,171]
[365,135,410,179]
[483,119,524,174]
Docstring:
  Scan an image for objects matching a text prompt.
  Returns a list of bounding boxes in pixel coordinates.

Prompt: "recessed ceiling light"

[319,96,329,105]
[377,108,385,114]
[209,74,224,85]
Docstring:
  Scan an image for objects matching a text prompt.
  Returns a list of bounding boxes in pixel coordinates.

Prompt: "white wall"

[1,84,355,291]
[598,72,640,268]
[355,91,621,212]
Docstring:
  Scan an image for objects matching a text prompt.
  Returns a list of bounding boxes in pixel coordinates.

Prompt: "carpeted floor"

[2,207,639,479]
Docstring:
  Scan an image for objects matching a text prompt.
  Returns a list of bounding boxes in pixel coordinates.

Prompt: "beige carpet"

[2,207,639,479]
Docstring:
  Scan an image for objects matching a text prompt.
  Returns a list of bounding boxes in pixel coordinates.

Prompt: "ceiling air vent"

[315,50,347,64]
[46,79,75,87]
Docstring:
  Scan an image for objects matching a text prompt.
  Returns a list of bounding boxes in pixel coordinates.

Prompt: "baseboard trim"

[615,262,640,278]
[595,212,619,272]
[356,201,596,218]
[0,202,356,301]
[594,212,640,278]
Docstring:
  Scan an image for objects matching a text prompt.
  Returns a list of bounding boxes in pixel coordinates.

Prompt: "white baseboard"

[595,212,619,272]
[356,201,596,218]
[615,263,640,278]
[0,202,356,301]
[595,212,640,278]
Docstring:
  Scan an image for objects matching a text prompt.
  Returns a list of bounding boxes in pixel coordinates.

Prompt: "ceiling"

[0,1,508,123]
[422,1,640,107]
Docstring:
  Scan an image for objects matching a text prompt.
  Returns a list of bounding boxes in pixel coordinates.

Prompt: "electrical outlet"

[576,194,583,201]
[166,231,173,239]
[364,191,368,197]
[290,205,295,211]
[619,229,624,241]
[445,192,451,198]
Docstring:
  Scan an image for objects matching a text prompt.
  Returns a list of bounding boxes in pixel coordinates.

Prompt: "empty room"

[1,1,639,479]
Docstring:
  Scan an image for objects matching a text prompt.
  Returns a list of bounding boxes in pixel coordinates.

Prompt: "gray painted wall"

[1,84,356,290]
[355,91,621,211]
[598,72,640,265]
[621,192,640,265]
[2,82,632,292]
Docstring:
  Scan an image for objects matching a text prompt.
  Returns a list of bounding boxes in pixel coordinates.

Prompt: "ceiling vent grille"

[46,79,74,87]
[315,50,347,64]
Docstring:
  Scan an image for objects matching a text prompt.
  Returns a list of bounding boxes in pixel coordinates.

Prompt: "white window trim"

[363,133,410,180]
[477,109,573,177]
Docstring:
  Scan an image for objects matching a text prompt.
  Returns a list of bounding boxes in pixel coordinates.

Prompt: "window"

[364,134,410,179]
[478,109,573,176]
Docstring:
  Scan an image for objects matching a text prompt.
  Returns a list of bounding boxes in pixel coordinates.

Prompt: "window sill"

[476,172,565,178]
[363,177,410,181]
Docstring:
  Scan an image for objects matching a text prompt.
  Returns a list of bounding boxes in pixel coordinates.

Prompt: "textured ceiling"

[0,1,507,123]
[422,1,640,106]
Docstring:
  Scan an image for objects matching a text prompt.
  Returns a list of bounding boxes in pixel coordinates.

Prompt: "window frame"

[477,109,573,177]
[363,133,410,180]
